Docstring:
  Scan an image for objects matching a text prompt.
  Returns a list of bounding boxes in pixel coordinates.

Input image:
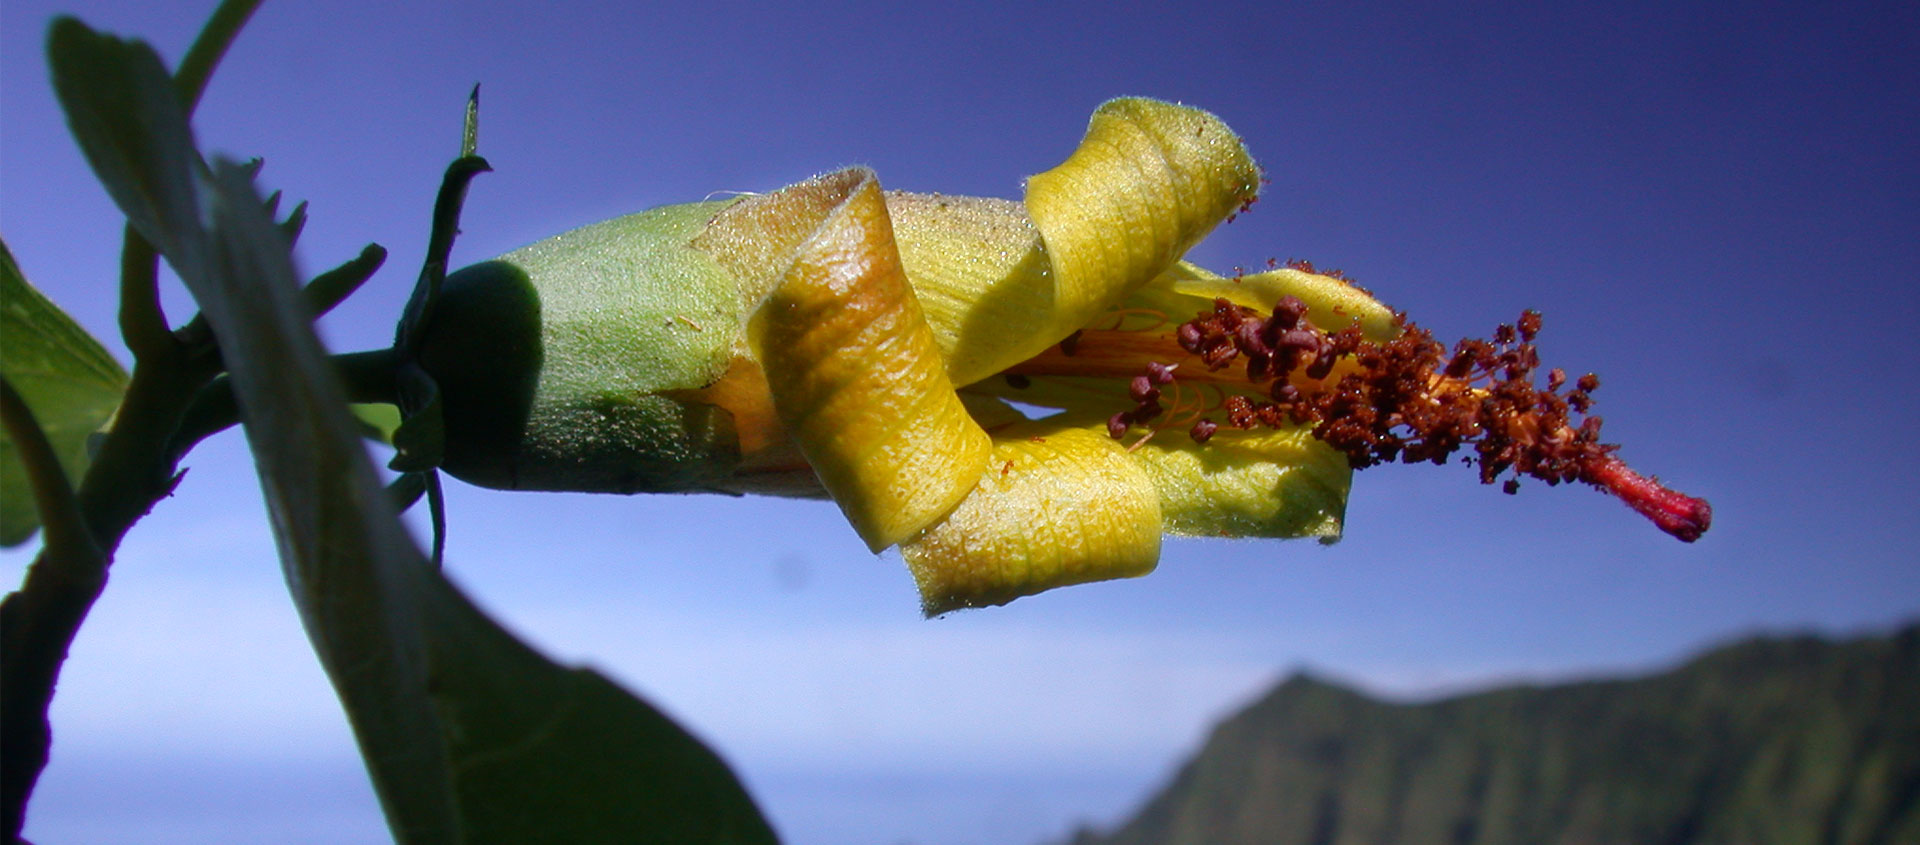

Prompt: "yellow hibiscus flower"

[417,98,1708,615]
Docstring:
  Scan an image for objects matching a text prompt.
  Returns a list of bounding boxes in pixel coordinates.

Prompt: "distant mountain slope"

[1066,624,1920,845]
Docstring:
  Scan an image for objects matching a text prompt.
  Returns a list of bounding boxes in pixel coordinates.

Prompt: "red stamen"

[1581,456,1713,542]
[1159,298,1711,542]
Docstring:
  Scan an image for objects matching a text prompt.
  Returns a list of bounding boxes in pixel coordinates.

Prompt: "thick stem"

[3,345,398,839]
[0,378,110,842]
[5,3,273,837]
[1,349,211,840]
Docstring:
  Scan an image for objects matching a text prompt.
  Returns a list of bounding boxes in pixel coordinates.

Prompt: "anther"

[1275,328,1320,353]
[1518,310,1542,342]
[1445,350,1474,379]
[1305,348,1337,380]
[1189,418,1218,443]
[1176,322,1204,353]
[1271,295,1307,327]
[1129,375,1160,403]
[1246,352,1272,381]
[1224,395,1255,427]
[1236,321,1271,356]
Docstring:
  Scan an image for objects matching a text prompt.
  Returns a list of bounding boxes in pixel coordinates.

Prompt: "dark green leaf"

[188,160,777,843]
[46,17,210,287]
[0,240,129,546]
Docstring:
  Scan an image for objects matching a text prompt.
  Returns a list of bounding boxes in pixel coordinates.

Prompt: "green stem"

[117,226,173,362]
[120,0,266,357]
[0,378,109,842]
[169,347,405,459]
[1,352,211,841]
[172,0,264,115]
[3,3,270,838]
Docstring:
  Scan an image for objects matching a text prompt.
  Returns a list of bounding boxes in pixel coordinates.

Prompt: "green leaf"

[46,16,210,285]
[187,160,778,843]
[0,240,129,546]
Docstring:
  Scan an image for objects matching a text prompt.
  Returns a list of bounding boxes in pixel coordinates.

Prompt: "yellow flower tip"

[901,427,1162,617]
[1024,99,1261,334]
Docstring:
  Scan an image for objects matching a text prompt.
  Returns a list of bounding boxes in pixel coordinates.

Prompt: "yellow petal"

[1026,98,1261,321]
[884,192,1049,386]
[887,98,1262,387]
[960,373,1352,542]
[902,424,1162,616]
[1162,262,1400,342]
[732,168,993,551]
[1126,426,1351,540]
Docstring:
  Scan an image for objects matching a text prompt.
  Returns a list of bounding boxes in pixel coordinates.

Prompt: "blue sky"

[3,1,1917,842]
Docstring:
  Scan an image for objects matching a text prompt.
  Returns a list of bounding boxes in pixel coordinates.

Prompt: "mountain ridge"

[1062,623,1920,845]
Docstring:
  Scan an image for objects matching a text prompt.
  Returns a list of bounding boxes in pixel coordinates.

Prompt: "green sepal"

[416,203,757,494]
[389,363,444,473]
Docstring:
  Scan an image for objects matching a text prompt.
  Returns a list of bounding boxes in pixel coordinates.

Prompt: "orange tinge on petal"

[709,169,992,553]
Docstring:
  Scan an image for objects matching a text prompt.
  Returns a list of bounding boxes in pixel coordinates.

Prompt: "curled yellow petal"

[1025,98,1261,333]
[901,425,1162,617]
[884,192,1048,386]
[887,98,1262,387]
[729,169,992,551]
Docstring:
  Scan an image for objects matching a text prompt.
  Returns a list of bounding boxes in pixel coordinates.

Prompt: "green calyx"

[414,201,756,494]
